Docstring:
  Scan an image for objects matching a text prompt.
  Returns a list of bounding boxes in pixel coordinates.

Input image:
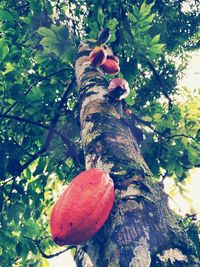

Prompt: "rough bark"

[74,42,199,267]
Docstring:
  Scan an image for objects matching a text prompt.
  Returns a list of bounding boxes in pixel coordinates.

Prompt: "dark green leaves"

[0,10,15,22]
[16,242,23,256]
[37,24,76,63]
[0,38,9,62]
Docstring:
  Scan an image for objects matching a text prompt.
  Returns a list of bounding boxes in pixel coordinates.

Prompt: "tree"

[0,0,199,266]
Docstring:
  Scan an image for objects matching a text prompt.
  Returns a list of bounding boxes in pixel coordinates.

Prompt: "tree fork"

[74,42,199,267]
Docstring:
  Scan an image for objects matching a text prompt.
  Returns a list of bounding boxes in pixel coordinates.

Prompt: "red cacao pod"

[108,78,130,100]
[107,55,119,64]
[89,47,107,66]
[101,59,120,75]
[50,169,114,246]
[125,108,132,115]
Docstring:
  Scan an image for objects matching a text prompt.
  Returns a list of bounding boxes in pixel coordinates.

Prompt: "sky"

[178,51,200,90]
[49,250,76,267]
[48,51,200,267]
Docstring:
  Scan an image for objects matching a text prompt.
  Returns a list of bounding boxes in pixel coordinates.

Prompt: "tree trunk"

[74,42,199,267]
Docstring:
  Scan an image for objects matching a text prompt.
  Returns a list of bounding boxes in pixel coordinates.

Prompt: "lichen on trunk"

[74,41,199,267]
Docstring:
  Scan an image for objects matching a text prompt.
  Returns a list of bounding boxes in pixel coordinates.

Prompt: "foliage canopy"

[0,0,199,266]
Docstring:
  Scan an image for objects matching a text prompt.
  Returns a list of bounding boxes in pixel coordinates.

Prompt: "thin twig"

[0,177,15,187]
[17,76,77,175]
[68,0,77,37]
[0,113,79,149]
[146,60,173,109]
[23,236,76,259]
[0,114,50,129]
[3,67,71,115]
[130,113,198,142]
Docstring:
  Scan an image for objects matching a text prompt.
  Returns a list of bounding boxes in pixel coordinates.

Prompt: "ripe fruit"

[107,55,119,64]
[50,169,114,246]
[89,46,107,66]
[108,78,130,100]
[125,108,132,115]
[101,59,120,75]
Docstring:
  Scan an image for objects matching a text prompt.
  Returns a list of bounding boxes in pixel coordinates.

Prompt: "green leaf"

[175,163,184,177]
[139,2,154,18]
[37,27,57,39]
[0,191,4,213]
[0,39,9,61]
[149,43,165,54]
[25,168,32,179]
[132,5,140,18]
[61,46,76,64]
[51,24,69,42]
[16,242,22,256]
[24,207,31,221]
[167,159,176,172]
[140,2,147,14]
[153,113,162,120]
[150,34,161,45]
[0,10,15,22]
[13,211,20,224]
[145,13,156,23]
[106,19,118,42]
[28,0,41,14]
[142,116,152,122]
[143,34,152,46]
[27,240,37,255]
[107,18,118,29]
[125,89,136,106]
[0,229,7,245]
[38,25,72,58]
[21,242,29,261]
[139,24,152,32]
[2,62,14,75]
[33,157,46,176]
[97,7,105,25]
[128,11,138,23]
[40,37,59,47]
[34,52,48,64]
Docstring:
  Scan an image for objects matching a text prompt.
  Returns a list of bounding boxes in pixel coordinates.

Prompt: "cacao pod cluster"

[89,46,120,76]
[50,169,114,246]
[89,29,130,101]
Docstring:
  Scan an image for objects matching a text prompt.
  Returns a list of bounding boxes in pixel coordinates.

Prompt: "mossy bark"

[74,42,199,267]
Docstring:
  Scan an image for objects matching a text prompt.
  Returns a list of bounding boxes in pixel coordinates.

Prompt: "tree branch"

[130,113,198,142]
[0,177,14,187]
[13,76,77,176]
[68,0,78,39]
[146,60,173,109]
[3,67,72,115]
[0,113,79,150]
[0,114,50,130]
[23,236,76,259]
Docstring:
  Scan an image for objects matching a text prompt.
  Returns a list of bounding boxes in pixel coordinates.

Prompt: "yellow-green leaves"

[125,88,136,106]
[2,62,14,75]
[127,1,165,59]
